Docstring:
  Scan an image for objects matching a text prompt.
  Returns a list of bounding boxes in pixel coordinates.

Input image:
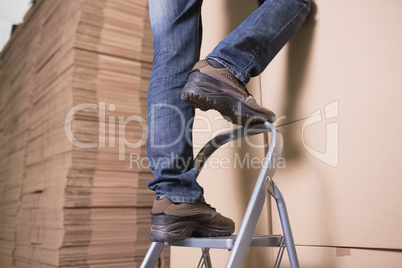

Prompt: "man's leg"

[208,0,312,83]
[182,0,312,125]
[147,0,234,242]
[147,0,204,204]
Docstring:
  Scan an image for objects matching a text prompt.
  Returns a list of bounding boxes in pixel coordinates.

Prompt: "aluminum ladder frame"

[140,122,299,268]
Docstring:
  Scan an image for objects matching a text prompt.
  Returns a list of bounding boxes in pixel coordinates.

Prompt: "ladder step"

[167,235,283,250]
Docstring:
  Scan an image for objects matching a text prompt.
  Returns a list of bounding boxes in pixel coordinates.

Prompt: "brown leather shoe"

[181,60,276,125]
[150,198,235,243]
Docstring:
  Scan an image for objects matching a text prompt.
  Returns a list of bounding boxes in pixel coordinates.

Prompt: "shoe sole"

[150,221,196,243]
[150,215,234,243]
[181,81,272,125]
[150,222,234,243]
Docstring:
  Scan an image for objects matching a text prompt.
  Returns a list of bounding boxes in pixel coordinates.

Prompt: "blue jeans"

[147,0,312,203]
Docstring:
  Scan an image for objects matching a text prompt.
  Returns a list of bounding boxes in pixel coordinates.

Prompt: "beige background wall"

[172,0,402,267]
[264,0,402,266]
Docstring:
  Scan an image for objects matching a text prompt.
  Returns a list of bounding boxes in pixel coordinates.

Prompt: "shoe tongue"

[152,198,173,213]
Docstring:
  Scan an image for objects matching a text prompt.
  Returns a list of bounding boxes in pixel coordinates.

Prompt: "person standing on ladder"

[146,0,312,243]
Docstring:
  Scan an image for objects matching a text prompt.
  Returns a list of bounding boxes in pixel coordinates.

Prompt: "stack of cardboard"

[0,0,168,267]
[0,1,42,266]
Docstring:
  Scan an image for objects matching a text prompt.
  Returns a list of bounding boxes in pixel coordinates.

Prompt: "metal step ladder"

[140,122,299,268]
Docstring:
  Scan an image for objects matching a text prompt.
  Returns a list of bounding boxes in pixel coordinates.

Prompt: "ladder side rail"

[273,184,300,268]
[226,123,282,268]
[140,242,165,268]
[193,123,273,174]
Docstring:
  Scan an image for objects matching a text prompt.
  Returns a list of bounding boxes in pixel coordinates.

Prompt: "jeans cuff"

[158,195,205,204]
[205,56,250,85]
